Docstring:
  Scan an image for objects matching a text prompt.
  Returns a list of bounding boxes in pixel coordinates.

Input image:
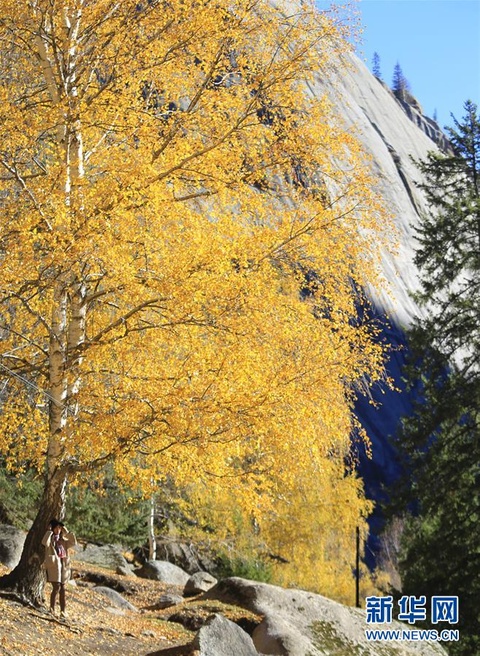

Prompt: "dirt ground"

[0,562,197,656]
[0,561,261,656]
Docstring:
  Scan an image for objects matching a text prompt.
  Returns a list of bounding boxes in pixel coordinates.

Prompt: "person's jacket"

[42,529,77,584]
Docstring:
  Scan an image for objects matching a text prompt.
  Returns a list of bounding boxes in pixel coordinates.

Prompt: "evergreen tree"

[391,101,480,656]
[392,62,410,101]
[414,100,480,370]
[372,51,382,79]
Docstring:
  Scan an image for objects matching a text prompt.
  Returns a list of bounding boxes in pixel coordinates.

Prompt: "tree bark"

[148,495,157,561]
[0,467,70,605]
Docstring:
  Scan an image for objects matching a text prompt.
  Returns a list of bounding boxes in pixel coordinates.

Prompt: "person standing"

[42,519,77,619]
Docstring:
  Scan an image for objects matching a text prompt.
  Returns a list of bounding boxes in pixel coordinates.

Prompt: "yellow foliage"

[0,0,392,599]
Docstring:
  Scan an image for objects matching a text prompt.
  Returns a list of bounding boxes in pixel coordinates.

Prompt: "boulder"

[135,560,190,585]
[184,571,218,597]
[134,537,215,574]
[93,586,138,612]
[0,525,26,569]
[203,578,447,656]
[192,613,258,656]
[156,593,184,609]
[116,563,135,577]
[75,542,129,571]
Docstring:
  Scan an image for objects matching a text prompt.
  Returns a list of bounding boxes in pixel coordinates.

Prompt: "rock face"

[303,43,448,552]
[312,48,438,328]
[0,525,26,569]
[204,578,447,656]
[396,96,451,153]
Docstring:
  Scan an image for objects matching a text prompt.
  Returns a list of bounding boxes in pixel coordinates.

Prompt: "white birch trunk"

[47,283,69,478]
[38,2,86,477]
[148,496,157,561]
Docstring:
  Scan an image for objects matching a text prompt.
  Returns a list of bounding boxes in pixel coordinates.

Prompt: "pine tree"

[391,101,480,656]
[372,52,382,80]
[392,62,410,102]
[413,100,480,369]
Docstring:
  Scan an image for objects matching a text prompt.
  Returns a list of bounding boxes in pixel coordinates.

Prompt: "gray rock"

[308,45,442,329]
[75,542,129,571]
[135,559,190,585]
[0,525,26,569]
[156,538,216,574]
[156,593,184,609]
[93,586,138,612]
[204,578,447,656]
[116,564,135,577]
[105,607,126,616]
[192,613,258,656]
[136,537,215,574]
[184,571,218,596]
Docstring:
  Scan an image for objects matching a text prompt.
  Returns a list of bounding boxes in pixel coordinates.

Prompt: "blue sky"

[316,0,480,129]
[355,0,480,128]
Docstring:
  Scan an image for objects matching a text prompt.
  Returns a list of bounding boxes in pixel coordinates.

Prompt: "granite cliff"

[306,47,447,557]
[316,49,442,326]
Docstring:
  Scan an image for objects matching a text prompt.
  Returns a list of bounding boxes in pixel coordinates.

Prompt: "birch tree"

[0,0,390,602]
